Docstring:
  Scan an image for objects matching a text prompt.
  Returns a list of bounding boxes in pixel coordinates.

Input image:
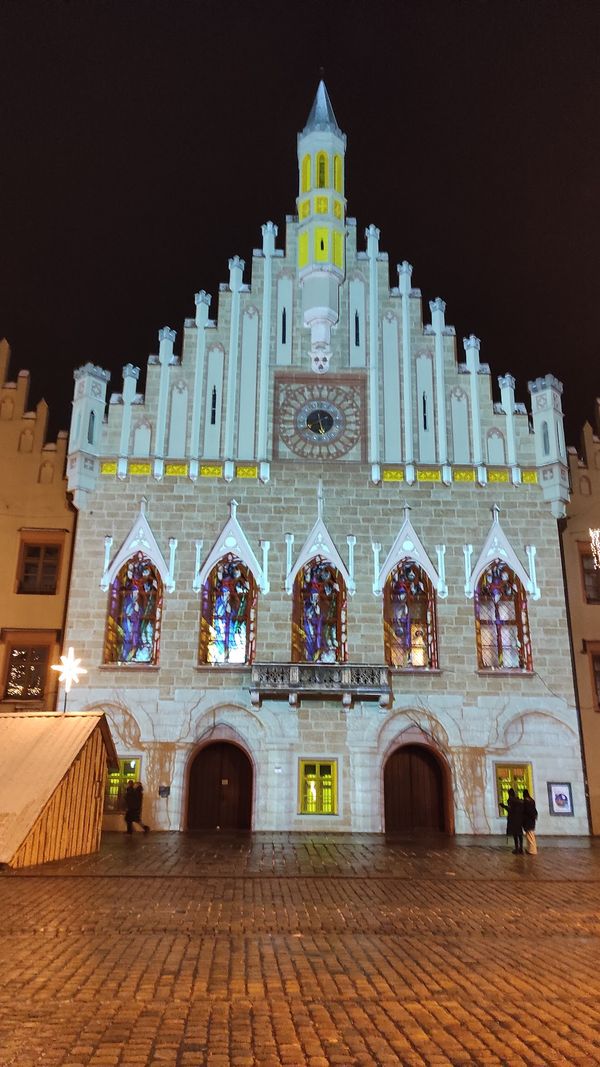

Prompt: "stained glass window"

[475,559,532,670]
[199,554,256,665]
[384,559,438,669]
[292,556,346,663]
[104,552,162,664]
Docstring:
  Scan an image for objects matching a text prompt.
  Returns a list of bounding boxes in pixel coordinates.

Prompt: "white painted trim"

[465,506,533,599]
[193,499,268,593]
[373,508,440,596]
[100,499,176,592]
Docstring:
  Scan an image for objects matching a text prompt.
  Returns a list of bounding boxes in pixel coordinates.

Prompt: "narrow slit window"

[354,310,360,347]
[87,410,95,445]
[422,391,428,431]
[281,307,287,346]
[210,387,217,426]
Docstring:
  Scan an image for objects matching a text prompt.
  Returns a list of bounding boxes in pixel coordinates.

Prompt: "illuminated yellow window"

[495,763,533,816]
[105,757,141,813]
[333,155,343,192]
[299,199,310,220]
[333,231,343,269]
[298,231,309,268]
[333,199,343,220]
[314,228,329,261]
[315,196,328,214]
[316,152,328,188]
[301,154,311,192]
[299,760,337,815]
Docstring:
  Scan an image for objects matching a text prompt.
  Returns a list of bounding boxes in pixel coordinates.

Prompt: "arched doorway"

[187,742,253,830]
[384,744,448,832]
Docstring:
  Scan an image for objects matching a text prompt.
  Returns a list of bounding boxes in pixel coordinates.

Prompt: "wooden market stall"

[0,711,118,869]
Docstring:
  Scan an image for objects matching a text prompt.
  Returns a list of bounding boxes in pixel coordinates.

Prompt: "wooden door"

[187,742,252,830]
[384,744,446,832]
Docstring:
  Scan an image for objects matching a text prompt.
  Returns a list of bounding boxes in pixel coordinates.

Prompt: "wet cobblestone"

[1,832,600,1065]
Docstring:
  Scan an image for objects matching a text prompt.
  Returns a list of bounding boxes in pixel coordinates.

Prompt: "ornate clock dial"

[306,408,334,436]
[277,379,363,459]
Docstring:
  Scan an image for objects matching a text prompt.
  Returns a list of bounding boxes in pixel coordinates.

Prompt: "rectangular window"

[4,644,49,700]
[494,763,533,817]
[299,759,337,815]
[580,549,600,604]
[18,542,62,594]
[104,757,141,813]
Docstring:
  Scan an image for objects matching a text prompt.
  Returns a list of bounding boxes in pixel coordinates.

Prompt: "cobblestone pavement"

[2,832,600,1066]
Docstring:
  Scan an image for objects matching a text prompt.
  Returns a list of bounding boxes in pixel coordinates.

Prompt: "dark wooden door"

[384,745,446,832]
[187,742,252,830]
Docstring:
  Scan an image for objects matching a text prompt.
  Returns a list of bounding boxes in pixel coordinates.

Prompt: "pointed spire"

[303,80,342,135]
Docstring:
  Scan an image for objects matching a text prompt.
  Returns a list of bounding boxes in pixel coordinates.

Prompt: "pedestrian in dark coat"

[124,780,150,834]
[522,789,538,855]
[500,787,524,853]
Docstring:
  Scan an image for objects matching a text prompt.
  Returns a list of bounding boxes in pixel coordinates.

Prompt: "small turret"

[67,363,110,509]
[528,374,569,517]
[296,81,347,372]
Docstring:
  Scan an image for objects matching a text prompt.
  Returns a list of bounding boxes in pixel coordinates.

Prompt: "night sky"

[1,0,599,447]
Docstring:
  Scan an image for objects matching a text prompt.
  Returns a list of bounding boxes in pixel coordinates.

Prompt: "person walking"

[124,780,150,834]
[522,788,538,855]
[500,787,524,854]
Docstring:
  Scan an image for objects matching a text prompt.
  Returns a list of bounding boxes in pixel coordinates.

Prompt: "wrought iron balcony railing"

[249,663,392,709]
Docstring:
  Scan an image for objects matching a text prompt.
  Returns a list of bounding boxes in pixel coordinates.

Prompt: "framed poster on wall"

[547,782,574,816]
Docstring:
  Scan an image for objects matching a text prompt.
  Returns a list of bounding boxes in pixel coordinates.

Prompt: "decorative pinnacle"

[158,327,176,343]
[122,364,140,381]
[463,334,481,352]
[194,290,211,307]
[430,297,446,314]
[498,374,516,391]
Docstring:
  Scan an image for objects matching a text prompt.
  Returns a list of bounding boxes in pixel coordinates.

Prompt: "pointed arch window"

[87,410,96,445]
[333,155,342,193]
[354,309,360,347]
[316,152,328,189]
[384,560,438,669]
[281,306,287,346]
[199,553,257,665]
[292,556,347,663]
[475,559,532,670]
[301,154,311,192]
[104,552,162,664]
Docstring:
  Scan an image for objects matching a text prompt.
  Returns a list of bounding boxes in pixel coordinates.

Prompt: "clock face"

[276,379,364,459]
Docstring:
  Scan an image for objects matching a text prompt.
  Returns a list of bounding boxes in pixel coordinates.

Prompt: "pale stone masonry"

[64,83,587,835]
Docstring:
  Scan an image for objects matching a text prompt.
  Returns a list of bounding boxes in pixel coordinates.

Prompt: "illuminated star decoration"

[51,647,87,693]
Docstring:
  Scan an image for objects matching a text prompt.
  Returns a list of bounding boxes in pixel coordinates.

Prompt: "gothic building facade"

[64,84,587,835]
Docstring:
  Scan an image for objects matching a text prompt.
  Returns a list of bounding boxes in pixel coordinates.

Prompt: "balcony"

[249,663,392,709]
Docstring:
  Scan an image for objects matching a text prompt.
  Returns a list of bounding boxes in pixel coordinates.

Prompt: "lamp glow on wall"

[51,647,87,712]
[590,529,600,571]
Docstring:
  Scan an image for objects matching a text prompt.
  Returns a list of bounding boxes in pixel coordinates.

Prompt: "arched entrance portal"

[188,742,253,830]
[384,744,448,832]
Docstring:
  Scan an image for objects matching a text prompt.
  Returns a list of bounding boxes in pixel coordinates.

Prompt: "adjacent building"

[563,411,600,831]
[0,340,76,714]
[63,84,587,835]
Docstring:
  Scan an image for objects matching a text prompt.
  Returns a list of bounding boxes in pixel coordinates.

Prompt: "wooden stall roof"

[0,711,118,865]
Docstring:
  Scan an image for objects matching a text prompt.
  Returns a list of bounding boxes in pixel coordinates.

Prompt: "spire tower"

[296,81,347,372]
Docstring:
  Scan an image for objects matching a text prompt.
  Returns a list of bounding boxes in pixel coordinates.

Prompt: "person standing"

[522,789,538,855]
[500,787,524,854]
[124,780,150,834]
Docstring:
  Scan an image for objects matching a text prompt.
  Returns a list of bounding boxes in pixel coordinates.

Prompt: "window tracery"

[384,560,438,669]
[474,559,532,670]
[199,554,257,665]
[292,556,346,663]
[104,551,162,664]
